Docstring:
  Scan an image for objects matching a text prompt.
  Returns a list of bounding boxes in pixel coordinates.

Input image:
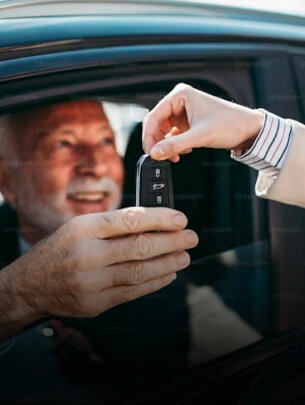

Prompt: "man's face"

[2,100,124,235]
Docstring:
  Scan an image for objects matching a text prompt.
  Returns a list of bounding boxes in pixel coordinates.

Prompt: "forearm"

[255,118,305,208]
[0,263,44,343]
[229,109,305,206]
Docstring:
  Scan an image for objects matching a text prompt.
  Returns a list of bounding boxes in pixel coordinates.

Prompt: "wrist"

[0,263,45,341]
[243,108,265,148]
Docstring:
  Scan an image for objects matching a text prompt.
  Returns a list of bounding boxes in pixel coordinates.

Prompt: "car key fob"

[135,154,174,208]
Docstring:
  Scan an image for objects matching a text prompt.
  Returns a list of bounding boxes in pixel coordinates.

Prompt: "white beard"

[10,173,122,235]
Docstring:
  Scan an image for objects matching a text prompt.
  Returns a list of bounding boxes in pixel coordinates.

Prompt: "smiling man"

[0,98,199,403]
[0,98,263,404]
[1,99,193,394]
[0,99,124,245]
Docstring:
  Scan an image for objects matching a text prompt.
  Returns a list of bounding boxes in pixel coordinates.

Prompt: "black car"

[1,1,305,404]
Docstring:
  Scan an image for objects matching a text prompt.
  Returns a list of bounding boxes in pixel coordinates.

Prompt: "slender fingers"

[142,95,175,154]
[150,124,207,160]
[164,127,192,160]
[142,83,191,154]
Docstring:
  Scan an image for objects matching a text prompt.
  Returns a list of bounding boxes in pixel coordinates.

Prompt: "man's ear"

[0,157,16,205]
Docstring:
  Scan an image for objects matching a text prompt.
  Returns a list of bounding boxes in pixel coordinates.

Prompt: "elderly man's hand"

[2,207,197,335]
[142,83,265,162]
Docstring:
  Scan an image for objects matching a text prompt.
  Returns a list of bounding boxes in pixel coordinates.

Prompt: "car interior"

[0,72,275,404]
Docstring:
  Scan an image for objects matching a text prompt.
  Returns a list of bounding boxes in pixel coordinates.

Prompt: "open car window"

[0,84,274,404]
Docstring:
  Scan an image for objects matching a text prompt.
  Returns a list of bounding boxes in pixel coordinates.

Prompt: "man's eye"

[56,140,73,148]
[101,138,115,146]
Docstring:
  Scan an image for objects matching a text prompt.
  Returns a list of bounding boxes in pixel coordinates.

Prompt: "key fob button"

[149,166,166,180]
[148,192,168,206]
[148,180,168,195]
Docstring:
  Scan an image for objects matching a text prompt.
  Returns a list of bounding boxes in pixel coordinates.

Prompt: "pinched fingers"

[164,128,193,161]
[142,82,191,154]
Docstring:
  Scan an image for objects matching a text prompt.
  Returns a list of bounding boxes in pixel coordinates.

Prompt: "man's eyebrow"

[35,126,76,136]
[35,123,114,139]
[97,124,114,132]
[54,128,77,135]
[55,124,113,132]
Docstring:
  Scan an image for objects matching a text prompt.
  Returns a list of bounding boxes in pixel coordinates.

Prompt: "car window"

[102,101,148,156]
[0,87,273,404]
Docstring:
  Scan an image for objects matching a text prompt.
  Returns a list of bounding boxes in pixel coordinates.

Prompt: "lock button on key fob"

[135,155,174,208]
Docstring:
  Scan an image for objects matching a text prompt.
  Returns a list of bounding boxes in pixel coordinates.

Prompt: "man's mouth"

[68,191,110,202]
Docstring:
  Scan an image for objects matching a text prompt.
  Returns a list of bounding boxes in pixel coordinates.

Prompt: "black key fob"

[135,154,174,208]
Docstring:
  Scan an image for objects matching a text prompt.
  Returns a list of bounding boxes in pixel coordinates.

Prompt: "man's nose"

[76,148,108,177]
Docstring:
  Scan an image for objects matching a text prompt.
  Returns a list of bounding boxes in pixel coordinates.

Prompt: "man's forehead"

[39,100,108,127]
[12,100,111,150]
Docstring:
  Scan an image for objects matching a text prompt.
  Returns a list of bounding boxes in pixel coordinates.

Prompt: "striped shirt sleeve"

[231,109,294,178]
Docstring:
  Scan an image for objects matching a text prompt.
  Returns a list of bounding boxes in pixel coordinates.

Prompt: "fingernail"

[169,272,177,281]
[177,252,190,267]
[186,231,198,246]
[173,213,187,227]
[151,145,165,158]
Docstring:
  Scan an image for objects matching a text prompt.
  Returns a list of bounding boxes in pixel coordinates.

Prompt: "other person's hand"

[142,83,265,162]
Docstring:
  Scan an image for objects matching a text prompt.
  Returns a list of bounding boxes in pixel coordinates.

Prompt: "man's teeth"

[71,192,107,202]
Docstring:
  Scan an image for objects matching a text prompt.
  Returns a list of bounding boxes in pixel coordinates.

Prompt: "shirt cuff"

[231,109,294,178]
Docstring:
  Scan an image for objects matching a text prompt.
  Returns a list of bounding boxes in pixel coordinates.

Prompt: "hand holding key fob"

[135,154,174,208]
